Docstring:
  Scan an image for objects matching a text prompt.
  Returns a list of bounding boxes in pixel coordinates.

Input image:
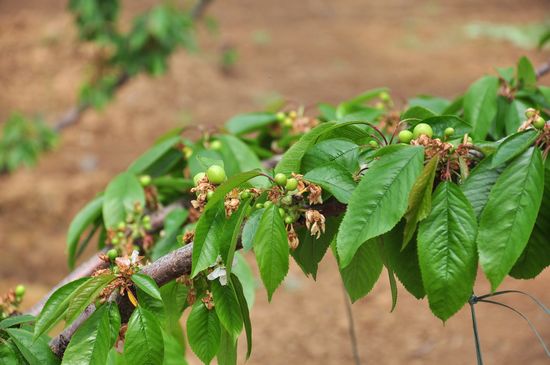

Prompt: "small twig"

[536,59,550,79]
[341,280,362,365]
[469,295,484,365]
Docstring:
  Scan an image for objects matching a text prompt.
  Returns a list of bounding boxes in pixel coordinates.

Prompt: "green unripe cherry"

[276,112,286,121]
[240,190,251,199]
[206,165,226,184]
[525,108,537,119]
[117,221,126,230]
[379,91,390,102]
[206,191,215,200]
[111,237,119,245]
[274,173,288,186]
[107,249,118,261]
[15,285,25,298]
[281,195,293,206]
[444,127,455,137]
[263,200,273,208]
[255,203,264,209]
[139,175,152,187]
[284,216,294,224]
[369,140,379,148]
[285,178,298,191]
[413,123,433,138]
[193,172,206,186]
[210,140,222,151]
[282,117,293,127]
[533,116,546,129]
[279,207,286,217]
[398,130,414,144]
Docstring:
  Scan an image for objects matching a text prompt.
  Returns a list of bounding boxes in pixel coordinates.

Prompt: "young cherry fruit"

[369,140,379,148]
[240,190,251,199]
[139,175,152,187]
[15,285,25,298]
[206,165,226,184]
[107,249,118,261]
[413,123,433,138]
[533,116,546,129]
[398,130,414,144]
[444,127,455,137]
[285,178,298,191]
[210,140,222,151]
[274,173,288,186]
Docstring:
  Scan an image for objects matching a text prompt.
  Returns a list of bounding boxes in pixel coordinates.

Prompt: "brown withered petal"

[305,209,326,239]
[286,224,299,250]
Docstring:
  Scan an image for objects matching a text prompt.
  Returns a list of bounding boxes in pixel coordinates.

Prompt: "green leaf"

[216,135,266,187]
[132,274,162,300]
[65,274,115,325]
[217,328,237,365]
[510,162,550,279]
[401,105,437,120]
[301,138,359,174]
[241,208,263,251]
[204,170,263,211]
[124,306,164,365]
[461,156,503,219]
[162,331,188,365]
[403,156,439,247]
[253,204,289,301]
[517,56,537,91]
[222,197,251,277]
[6,328,59,365]
[103,172,145,228]
[382,222,425,299]
[304,162,356,203]
[491,129,539,168]
[34,277,91,339]
[232,253,256,309]
[230,274,252,359]
[127,136,180,174]
[408,96,451,114]
[67,196,103,268]
[151,207,189,260]
[292,216,341,279]
[464,75,499,140]
[211,281,243,338]
[62,303,121,365]
[418,182,478,321]
[274,122,336,175]
[187,302,221,365]
[191,201,226,277]
[0,315,35,330]
[336,146,424,267]
[225,112,277,135]
[0,340,21,365]
[478,147,544,290]
[335,240,383,303]
[160,280,189,345]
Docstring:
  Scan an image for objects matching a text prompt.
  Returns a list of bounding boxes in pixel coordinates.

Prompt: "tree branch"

[48,197,345,357]
[52,0,214,132]
[536,58,550,80]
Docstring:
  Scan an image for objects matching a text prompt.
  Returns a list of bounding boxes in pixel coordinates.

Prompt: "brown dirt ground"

[1,0,549,364]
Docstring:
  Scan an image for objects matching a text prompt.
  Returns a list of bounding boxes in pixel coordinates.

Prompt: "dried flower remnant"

[305,209,326,239]
[287,224,299,250]
[224,189,241,217]
[190,175,215,211]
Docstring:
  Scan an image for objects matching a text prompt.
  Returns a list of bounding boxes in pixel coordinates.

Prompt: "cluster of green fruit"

[0,285,25,319]
[276,110,298,128]
[255,173,300,225]
[398,123,447,144]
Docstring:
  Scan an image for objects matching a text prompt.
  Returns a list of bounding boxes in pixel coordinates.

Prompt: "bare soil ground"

[1,0,549,363]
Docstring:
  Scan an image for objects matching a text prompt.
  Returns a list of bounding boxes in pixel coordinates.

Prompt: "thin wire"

[478,299,550,357]
[469,295,484,365]
[340,281,362,365]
